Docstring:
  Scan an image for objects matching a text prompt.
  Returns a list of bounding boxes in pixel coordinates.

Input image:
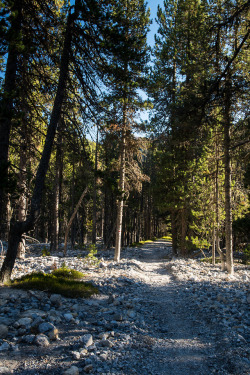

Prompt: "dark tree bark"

[50,125,63,252]
[171,209,178,256]
[0,9,75,283]
[92,130,99,244]
[180,207,187,256]
[224,74,234,275]
[0,0,22,239]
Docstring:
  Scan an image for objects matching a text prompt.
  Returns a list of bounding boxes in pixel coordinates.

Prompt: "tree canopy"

[0,0,249,281]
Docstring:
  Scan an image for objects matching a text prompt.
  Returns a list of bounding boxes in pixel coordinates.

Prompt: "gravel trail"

[117,240,218,375]
[0,239,249,374]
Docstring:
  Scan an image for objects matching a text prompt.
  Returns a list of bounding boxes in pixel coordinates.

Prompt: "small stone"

[38,322,56,333]
[0,324,8,338]
[81,334,93,347]
[17,328,26,336]
[16,317,32,327]
[99,339,113,348]
[34,334,50,347]
[127,310,136,318]
[50,294,62,306]
[99,262,107,268]
[0,367,11,374]
[71,351,81,360]
[83,364,93,373]
[47,327,59,341]
[22,334,35,344]
[63,365,79,375]
[0,342,10,351]
[99,352,108,361]
[113,313,123,321]
[64,313,74,322]
[98,332,109,340]
[79,348,88,357]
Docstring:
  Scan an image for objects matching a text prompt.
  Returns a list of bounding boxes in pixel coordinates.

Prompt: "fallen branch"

[23,235,40,244]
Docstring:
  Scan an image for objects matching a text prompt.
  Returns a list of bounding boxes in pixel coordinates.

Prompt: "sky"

[146,0,164,46]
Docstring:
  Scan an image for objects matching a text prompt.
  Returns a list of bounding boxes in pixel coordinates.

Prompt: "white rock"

[0,367,11,374]
[34,334,50,347]
[80,333,93,347]
[63,365,79,375]
[71,351,81,360]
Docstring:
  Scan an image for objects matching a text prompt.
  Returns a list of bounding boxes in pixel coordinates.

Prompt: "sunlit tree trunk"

[16,131,28,259]
[50,125,63,252]
[215,134,226,270]
[115,121,126,262]
[224,74,234,275]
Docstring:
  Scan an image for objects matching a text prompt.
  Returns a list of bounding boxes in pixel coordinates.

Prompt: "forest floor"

[0,239,249,374]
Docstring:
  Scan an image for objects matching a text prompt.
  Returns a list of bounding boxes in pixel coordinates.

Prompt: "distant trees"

[150,0,249,273]
[0,0,248,283]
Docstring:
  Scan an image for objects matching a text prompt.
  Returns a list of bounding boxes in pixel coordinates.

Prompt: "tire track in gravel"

[125,239,221,375]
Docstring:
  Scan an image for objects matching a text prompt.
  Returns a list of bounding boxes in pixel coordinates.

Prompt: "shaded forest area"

[0,0,249,282]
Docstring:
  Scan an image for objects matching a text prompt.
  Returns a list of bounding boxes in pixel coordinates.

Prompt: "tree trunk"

[215,140,226,270]
[224,74,234,275]
[171,210,178,256]
[64,187,88,256]
[17,132,28,259]
[212,225,215,266]
[114,125,126,262]
[0,0,22,239]
[92,130,98,244]
[50,126,62,252]
[0,9,74,283]
[180,207,187,256]
[70,154,76,249]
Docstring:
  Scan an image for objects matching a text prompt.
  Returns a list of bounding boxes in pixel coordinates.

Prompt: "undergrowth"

[10,265,98,298]
[161,236,172,241]
[131,239,153,247]
[200,257,221,264]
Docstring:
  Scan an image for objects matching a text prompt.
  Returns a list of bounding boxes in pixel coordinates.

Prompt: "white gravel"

[0,239,249,374]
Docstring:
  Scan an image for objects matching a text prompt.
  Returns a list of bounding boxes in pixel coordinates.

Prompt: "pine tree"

[104,0,150,261]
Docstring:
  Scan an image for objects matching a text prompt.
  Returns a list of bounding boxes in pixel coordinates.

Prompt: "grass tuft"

[200,257,221,264]
[10,266,98,298]
[161,236,172,241]
[52,267,85,279]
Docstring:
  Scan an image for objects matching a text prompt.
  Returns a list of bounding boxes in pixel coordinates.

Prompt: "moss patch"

[10,267,98,298]
[52,267,85,279]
